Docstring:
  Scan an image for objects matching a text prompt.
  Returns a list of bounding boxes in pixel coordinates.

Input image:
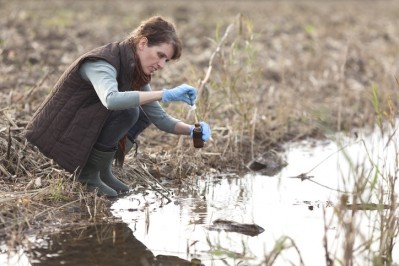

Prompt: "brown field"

[1,0,399,249]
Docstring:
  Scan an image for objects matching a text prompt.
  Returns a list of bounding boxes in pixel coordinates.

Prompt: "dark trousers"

[94,107,151,152]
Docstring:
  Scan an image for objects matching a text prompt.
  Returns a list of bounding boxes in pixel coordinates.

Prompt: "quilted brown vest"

[25,39,137,174]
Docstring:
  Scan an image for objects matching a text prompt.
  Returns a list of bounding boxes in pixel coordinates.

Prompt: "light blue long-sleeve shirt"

[79,60,180,133]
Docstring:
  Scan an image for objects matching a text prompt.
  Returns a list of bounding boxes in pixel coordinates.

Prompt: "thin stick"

[192,106,199,124]
[124,161,172,203]
[337,42,350,132]
[2,111,19,128]
[250,107,257,160]
[197,18,237,96]
[180,14,238,147]
[187,14,238,122]
[22,70,51,101]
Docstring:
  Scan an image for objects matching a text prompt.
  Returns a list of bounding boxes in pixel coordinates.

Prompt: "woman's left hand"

[190,121,211,141]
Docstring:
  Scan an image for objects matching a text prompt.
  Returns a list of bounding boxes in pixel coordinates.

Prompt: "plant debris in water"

[206,219,265,237]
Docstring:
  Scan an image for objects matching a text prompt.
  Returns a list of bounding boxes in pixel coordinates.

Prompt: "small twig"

[287,140,368,193]
[125,161,172,203]
[288,173,349,193]
[139,162,169,193]
[6,126,11,159]
[0,188,47,204]
[304,139,363,176]
[22,70,51,102]
[288,173,314,181]
[322,207,334,266]
[250,107,257,160]
[2,111,19,129]
[198,20,236,95]
[0,164,11,178]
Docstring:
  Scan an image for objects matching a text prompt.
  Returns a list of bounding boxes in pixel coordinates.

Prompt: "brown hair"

[129,16,182,60]
[129,16,182,89]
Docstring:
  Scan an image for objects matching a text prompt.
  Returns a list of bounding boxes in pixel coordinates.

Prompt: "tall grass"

[319,85,399,266]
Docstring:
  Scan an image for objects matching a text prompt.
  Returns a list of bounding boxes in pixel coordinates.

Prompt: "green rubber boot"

[98,150,130,194]
[78,149,118,197]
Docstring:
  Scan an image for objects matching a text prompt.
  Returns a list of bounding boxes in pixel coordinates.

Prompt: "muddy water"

[2,124,399,265]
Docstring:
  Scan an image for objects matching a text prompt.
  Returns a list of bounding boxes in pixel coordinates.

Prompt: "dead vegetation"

[1,0,399,255]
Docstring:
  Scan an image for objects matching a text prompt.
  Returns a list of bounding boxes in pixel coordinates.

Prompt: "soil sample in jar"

[192,123,204,148]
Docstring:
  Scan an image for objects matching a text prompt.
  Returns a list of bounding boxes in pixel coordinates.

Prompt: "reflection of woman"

[30,223,200,265]
[25,16,211,197]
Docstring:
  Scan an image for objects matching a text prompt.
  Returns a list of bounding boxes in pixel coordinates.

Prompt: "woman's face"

[136,37,174,75]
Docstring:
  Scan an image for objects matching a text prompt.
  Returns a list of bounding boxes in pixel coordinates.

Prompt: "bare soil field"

[1,0,399,251]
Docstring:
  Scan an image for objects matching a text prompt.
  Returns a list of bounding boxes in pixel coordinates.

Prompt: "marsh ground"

[1,0,399,263]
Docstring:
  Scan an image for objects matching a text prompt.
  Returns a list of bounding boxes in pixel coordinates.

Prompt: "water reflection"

[28,223,202,266]
[112,123,399,265]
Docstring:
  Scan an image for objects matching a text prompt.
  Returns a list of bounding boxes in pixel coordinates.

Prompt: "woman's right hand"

[162,84,197,105]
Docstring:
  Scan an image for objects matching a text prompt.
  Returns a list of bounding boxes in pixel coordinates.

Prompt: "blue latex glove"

[162,84,197,105]
[189,121,211,141]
